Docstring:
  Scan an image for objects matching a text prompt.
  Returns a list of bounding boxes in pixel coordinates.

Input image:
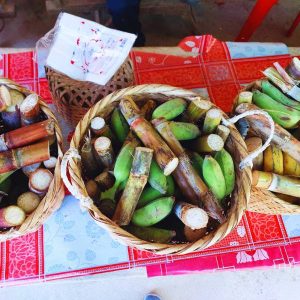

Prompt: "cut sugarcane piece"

[0,205,26,228]
[113,147,153,225]
[86,180,100,199]
[81,131,100,178]
[263,67,293,94]
[275,193,300,205]
[283,152,300,177]
[184,225,207,242]
[184,98,212,122]
[0,140,50,173]
[193,134,224,153]
[286,57,300,81]
[245,137,263,170]
[238,91,253,105]
[94,170,115,191]
[235,103,300,163]
[20,94,40,125]
[273,62,295,86]
[216,125,230,143]
[22,162,41,177]
[252,170,300,198]
[0,85,12,111]
[17,192,40,214]
[263,145,283,175]
[120,96,178,176]
[43,157,57,170]
[140,99,156,120]
[202,109,222,134]
[0,119,54,152]
[9,89,25,106]
[174,201,209,230]
[153,118,225,223]
[90,117,106,136]
[29,168,53,196]
[94,136,115,169]
[1,105,21,130]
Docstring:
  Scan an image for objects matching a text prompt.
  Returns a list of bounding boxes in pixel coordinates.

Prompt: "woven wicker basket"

[0,78,65,241]
[62,84,251,255]
[233,81,300,215]
[45,59,133,128]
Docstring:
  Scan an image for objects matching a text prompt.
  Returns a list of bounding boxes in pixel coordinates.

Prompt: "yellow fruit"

[263,145,283,175]
[283,152,300,177]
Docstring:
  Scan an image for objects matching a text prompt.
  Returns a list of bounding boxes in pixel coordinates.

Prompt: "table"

[1,35,300,285]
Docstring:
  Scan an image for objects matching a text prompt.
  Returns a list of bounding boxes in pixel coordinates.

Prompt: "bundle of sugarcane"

[0,78,64,241]
[63,84,250,255]
[233,57,300,214]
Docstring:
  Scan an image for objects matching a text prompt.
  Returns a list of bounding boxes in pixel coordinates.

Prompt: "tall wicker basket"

[62,84,251,255]
[0,78,65,241]
[45,59,133,128]
[233,81,300,215]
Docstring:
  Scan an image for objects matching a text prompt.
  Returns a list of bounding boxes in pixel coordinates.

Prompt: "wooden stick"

[29,168,53,196]
[0,140,50,173]
[236,103,300,163]
[94,136,115,169]
[20,94,40,125]
[113,147,153,225]
[153,118,225,223]
[252,170,300,197]
[0,119,54,152]
[120,96,178,176]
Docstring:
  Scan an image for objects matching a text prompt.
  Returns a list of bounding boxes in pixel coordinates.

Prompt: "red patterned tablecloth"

[1,35,300,284]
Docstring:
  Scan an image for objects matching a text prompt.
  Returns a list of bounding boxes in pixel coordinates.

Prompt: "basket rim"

[66,83,252,255]
[0,78,65,241]
[233,80,300,215]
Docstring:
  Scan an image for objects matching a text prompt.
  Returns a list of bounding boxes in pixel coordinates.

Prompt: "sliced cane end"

[163,157,179,176]
[5,206,26,226]
[207,134,224,151]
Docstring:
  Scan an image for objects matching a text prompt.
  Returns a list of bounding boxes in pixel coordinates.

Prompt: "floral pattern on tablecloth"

[44,196,129,275]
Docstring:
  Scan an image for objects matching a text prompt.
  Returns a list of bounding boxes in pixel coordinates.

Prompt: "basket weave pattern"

[234,82,300,215]
[0,78,65,241]
[45,59,133,128]
[64,84,251,255]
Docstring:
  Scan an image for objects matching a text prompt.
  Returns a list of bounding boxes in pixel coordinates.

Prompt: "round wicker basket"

[45,59,133,128]
[63,84,251,255]
[0,78,65,241]
[233,81,300,215]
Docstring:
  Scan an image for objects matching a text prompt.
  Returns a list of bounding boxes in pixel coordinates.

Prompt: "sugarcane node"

[119,96,142,125]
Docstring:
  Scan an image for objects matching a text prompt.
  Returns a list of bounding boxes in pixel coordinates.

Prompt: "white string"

[61,148,93,210]
[222,110,275,170]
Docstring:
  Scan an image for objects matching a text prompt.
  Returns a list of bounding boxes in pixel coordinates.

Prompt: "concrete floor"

[0,0,299,47]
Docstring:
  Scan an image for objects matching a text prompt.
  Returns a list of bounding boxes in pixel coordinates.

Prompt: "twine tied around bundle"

[222,110,275,170]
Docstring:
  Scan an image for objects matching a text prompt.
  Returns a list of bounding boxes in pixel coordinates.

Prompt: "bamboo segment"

[90,117,106,136]
[113,147,153,225]
[216,125,230,143]
[184,98,212,122]
[174,201,209,230]
[202,109,222,134]
[154,118,225,223]
[252,170,300,197]
[94,137,115,169]
[29,168,53,196]
[235,103,300,163]
[0,119,54,152]
[245,137,263,170]
[238,91,253,105]
[193,134,224,153]
[20,94,40,125]
[0,140,50,173]
[120,96,178,176]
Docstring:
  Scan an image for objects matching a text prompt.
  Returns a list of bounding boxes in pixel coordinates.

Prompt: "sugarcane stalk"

[17,192,40,214]
[174,201,209,230]
[0,85,12,112]
[81,131,101,177]
[29,168,53,196]
[86,180,100,199]
[43,156,57,171]
[20,94,40,126]
[184,226,207,242]
[113,147,153,225]
[193,134,224,153]
[202,108,222,134]
[252,170,300,197]
[153,118,225,223]
[0,119,54,152]
[0,140,50,173]
[1,105,21,130]
[22,162,41,177]
[245,137,263,170]
[94,136,115,169]
[238,91,253,105]
[90,117,106,136]
[140,99,157,120]
[0,205,26,228]
[235,103,300,163]
[119,96,178,176]
[216,125,230,143]
[184,98,212,122]
[94,170,115,191]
